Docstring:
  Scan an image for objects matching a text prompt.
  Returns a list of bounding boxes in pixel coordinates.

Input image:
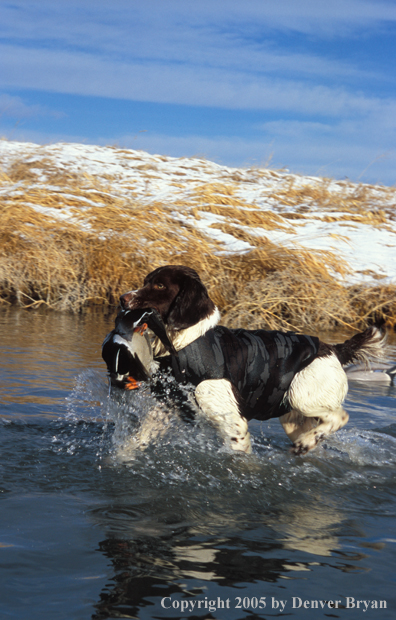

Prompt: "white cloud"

[1,1,395,120]
[0,1,394,82]
[2,0,396,45]
[1,1,395,186]
[2,43,395,122]
[0,93,65,120]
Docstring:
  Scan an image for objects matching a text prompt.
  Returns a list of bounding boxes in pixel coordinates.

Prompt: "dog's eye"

[154,283,165,290]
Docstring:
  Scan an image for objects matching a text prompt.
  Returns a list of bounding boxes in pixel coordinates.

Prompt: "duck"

[102,307,176,390]
[346,363,396,385]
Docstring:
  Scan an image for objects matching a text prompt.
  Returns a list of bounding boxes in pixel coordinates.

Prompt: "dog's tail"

[333,326,386,366]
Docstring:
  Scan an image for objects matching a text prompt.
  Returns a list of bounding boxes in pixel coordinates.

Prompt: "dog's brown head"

[120,265,216,330]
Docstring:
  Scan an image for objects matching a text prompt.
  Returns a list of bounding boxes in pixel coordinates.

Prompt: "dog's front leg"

[116,404,172,461]
[195,379,252,454]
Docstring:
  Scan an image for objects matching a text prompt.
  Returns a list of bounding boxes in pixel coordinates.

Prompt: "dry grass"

[1,148,396,332]
[271,177,396,226]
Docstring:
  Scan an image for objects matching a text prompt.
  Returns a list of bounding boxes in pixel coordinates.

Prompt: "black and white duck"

[102,307,176,390]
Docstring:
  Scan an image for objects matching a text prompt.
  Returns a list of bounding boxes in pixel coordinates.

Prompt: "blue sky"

[1,0,396,185]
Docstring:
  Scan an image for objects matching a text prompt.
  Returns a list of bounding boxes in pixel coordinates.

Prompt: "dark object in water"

[102,308,176,389]
[346,363,396,385]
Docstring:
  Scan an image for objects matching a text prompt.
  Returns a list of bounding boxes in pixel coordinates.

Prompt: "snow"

[1,139,395,285]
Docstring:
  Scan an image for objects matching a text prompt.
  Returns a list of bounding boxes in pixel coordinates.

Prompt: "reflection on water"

[0,307,108,418]
[0,307,395,619]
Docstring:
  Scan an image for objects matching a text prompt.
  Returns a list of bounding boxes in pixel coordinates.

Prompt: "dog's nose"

[119,291,136,309]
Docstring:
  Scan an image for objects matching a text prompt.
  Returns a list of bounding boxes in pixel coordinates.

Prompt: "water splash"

[57,369,396,504]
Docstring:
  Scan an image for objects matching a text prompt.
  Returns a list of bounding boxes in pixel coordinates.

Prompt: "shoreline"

[1,139,395,331]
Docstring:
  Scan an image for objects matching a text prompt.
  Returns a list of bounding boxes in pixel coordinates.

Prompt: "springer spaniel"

[118,265,385,455]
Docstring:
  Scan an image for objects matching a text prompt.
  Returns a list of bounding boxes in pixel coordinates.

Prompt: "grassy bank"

[1,141,396,332]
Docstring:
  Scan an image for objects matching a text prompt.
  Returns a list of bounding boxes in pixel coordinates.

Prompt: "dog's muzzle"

[119,290,137,310]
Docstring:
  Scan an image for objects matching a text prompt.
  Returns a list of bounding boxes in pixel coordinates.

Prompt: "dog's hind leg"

[290,407,349,455]
[279,410,319,444]
[195,379,252,454]
[283,353,350,454]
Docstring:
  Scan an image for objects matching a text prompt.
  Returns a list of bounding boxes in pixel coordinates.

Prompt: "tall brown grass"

[1,147,395,332]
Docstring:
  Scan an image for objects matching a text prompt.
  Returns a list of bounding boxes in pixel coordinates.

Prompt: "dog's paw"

[291,431,325,456]
[291,443,309,456]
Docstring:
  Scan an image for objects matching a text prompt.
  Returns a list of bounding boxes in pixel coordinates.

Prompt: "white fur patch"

[287,353,348,416]
[195,379,252,454]
[153,306,221,356]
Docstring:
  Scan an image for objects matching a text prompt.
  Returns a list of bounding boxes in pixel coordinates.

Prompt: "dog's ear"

[166,273,215,329]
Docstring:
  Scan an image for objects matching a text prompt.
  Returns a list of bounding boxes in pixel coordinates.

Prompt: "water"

[0,307,395,620]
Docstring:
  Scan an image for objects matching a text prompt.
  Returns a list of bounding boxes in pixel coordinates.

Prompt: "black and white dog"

[117,265,385,455]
